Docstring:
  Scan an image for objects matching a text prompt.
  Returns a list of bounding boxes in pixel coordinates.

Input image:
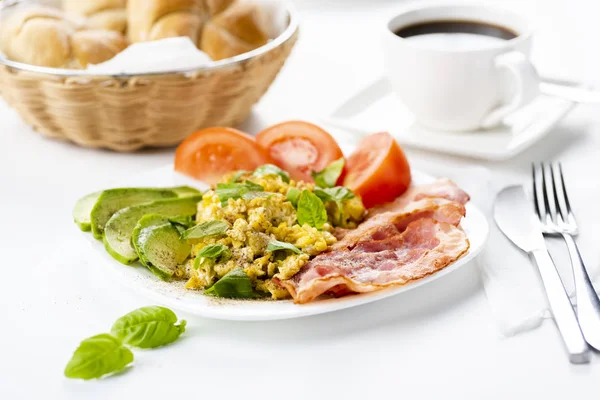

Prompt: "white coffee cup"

[382,3,540,132]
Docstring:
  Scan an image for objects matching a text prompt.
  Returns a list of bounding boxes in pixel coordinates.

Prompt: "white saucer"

[322,77,577,161]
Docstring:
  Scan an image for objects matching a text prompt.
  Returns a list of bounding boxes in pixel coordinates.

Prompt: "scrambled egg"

[184,170,366,299]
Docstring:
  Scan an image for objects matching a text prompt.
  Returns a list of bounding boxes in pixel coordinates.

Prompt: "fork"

[532,162,600,350]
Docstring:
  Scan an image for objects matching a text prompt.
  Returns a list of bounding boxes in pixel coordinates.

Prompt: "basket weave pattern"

[0,30,298,151]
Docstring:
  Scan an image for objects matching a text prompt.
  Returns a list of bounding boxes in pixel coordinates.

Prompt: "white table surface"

[2,0,600,398]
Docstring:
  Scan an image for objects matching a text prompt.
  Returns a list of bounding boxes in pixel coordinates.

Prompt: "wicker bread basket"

[0,0,299,151]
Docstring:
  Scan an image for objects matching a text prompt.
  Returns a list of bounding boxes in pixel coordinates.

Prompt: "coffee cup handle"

[480,51,540,129]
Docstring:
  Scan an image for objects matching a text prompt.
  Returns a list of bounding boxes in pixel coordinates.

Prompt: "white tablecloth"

[2,0,600,398]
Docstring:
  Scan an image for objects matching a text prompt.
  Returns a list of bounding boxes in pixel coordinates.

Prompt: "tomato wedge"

[343,132,411,209]
[174,127,270,185]
[256,121,344,182]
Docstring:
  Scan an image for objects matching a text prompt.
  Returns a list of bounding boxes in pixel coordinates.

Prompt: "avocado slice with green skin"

[90,188,179,239]
[132,214,192,280]
[104,195,202,265]
[73,191,102,232]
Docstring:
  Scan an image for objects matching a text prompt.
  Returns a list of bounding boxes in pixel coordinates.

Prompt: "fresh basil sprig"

[204,268,259,299]
[311,158,345,188]
[253,164,291,183]
[110,306,187,349]
[314,187,356,225]
[215,182,264,204]
[229,170,251,183]
[193,244,231,270]
[297,190,327,229]
[65,306,187,380]
[267,240,302,254]
[64,334,133,380]
[182,220,229,239]
[314,186,356,203]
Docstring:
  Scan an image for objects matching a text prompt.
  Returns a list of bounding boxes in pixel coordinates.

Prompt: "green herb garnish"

[110,306,187,349]
[253,164,291,183]
[314,186,356,203]
[64,334,133,380]
[315,186,356,225]
[267,239,302,254]
[286,187,301,207]
[182,220,229,239]
[297,189,327,229]
[229,170,251,183]
[204,268,259,299]
[311,158,345,188]
[242,191,274,200]
[193,244,231,270]
[215,182,264,204]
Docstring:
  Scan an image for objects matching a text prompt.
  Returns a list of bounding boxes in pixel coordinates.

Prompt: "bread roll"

[127,0,206,43]
[62,0,128,34]
[200,2,269,60]
[0,6,127,68]
[205,0,236,15]
[71,29,128,67]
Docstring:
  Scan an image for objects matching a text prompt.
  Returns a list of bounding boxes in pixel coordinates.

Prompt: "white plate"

[84,165,489,321]
[322,77,576,161]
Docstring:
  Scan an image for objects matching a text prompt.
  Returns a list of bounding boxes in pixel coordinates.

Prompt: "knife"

[494,185,590,364]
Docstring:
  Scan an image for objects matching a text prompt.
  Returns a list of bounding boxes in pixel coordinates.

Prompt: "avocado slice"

[73,191,102,232]
[90,189,179,239]
[104,195,202,264]
[132,214,191,280]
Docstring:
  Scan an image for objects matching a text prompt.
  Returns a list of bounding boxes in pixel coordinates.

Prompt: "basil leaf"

[194,244,231,270]
[311,158,345,188]
[244,181,265,192]
[297,190,327,229]
[197,244,230,259]
[286,187,301,207]
[253,164,290,183]
[314,186,356,203]
[215,182,264,204]
[229,170,250,183]
[242,191,273,200]
[267,240,302,254]
[64,334,133,380]
[204,268,259,299]
[182,220,229,239]
[110,306,187,349]
[169,215,194,228]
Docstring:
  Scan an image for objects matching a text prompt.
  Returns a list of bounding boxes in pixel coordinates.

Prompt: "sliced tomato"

[174,127,270,185]
[256,121,344,182]
[343,132,411,209]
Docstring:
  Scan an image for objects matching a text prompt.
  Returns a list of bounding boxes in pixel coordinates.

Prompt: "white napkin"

[88,37,213,75]
[413,161,600,336]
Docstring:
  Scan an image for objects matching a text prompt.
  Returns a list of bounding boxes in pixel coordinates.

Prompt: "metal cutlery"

[532,163,600,350]
[494,185,590,364]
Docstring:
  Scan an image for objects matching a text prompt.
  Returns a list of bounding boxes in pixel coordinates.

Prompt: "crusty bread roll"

[200,2,269,60]
[205,0,236,15]
[62,0,128,34]
[127,0,205,43]
[71,29,128,67]
[0,6,127,68]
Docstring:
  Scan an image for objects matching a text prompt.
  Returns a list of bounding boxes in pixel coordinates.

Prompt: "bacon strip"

[368,178,470,217]
[280,179,471,304]
[281,219,470,303]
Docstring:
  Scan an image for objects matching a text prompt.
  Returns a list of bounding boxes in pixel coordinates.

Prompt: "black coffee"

[395,20,518,41]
